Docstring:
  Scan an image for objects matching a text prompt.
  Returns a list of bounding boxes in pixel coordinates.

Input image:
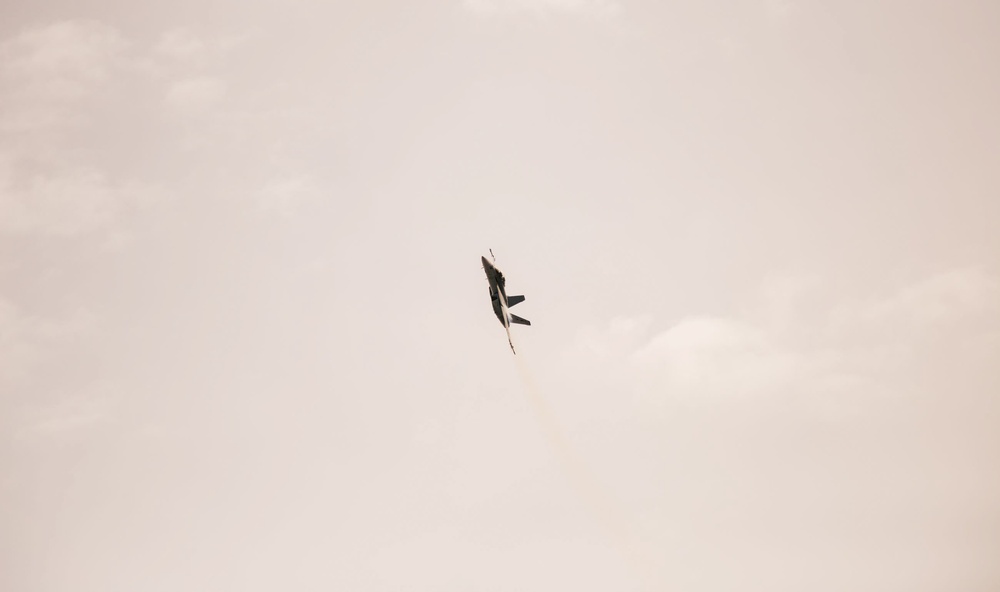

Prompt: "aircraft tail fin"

[510,313,531,326]
[507,295,525,307]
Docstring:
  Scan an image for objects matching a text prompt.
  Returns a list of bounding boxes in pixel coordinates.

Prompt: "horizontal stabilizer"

[506,294,525,307]
[509,313,531,326]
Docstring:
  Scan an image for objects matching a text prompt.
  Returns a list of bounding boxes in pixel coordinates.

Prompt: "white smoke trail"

[512,352,659,591]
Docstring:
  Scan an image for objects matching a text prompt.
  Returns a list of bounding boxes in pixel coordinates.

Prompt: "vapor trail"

[512,352,659,591]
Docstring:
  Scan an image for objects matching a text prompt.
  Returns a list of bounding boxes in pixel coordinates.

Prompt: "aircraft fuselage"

[482,254,529,354]
[481,256,509,328]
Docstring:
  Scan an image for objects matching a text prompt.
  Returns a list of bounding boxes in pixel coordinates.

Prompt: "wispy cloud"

[154,26,253,63]
[463,0,622,18]
[631,316,812,402]
[13,383,117,440]
[17,397,109,438]
[763,0,795,23]
[567,267,999,414]
[164,75,228,112]
[0,163,114,236]
[155,27,205,60]
[257,173,320,217]
[0,20,127,131]
[0,21,189,241]
[852,267,999,326]
[0,298,95,389]
[0,154,162,238]
[0,298,42,388]
[0,294,111,445]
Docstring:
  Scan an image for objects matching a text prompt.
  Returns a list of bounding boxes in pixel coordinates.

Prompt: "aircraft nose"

[481,256,491,268]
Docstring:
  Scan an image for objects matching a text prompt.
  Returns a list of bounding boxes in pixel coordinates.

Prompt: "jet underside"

[482,254,529,353]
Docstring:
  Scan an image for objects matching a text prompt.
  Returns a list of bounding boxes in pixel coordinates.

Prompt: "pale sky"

[2,1,999,591]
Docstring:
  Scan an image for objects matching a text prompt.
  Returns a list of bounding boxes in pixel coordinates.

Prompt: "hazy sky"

[2,1,998,590]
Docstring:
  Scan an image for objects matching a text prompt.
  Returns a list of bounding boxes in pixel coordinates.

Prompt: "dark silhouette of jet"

[481,250,530,354]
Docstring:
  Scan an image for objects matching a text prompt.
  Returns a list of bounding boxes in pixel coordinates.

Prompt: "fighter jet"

[482,250,530,354]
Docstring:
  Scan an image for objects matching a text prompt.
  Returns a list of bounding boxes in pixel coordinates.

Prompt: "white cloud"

[0,157,160,237]
[0,298,95,389]
[463,0,622,18]
[861,267,999,325]
[257,173,320,217]
[164,75,228,112]
[154,27,208,61]
[824,267,1000,346]
[154,26,255,64]
[0,21,154,238]
[0,298,41,387]
[754,272,822,328]
[12,378,123,439]
[0,166,114,236]
[568,267,999,414]
[575,314,652,358]
[16,393,110,438]
[631,316,821,404]
[0,20,127,131]
[0,295,108,444]
[0,20,126,94]
[763,0,795,23]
